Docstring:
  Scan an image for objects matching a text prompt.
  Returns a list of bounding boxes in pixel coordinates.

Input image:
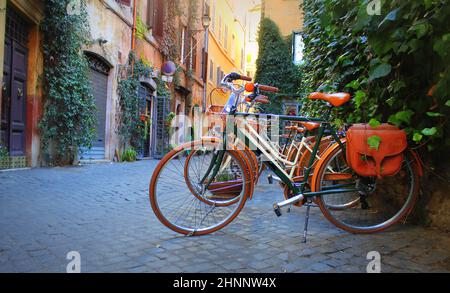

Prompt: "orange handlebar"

[258,84,279,93]
[239,75,252,81]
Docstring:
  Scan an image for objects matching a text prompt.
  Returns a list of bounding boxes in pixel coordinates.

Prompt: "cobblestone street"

[0,161,449,273]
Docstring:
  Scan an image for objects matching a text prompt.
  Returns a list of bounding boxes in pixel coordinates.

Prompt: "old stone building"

[0,0,252,168]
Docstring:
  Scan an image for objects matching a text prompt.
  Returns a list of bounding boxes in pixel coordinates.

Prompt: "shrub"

[301,0,450,159]
[122,147,137,163]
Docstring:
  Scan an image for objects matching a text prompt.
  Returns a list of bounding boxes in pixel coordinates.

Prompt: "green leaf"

[354,4,373,32]
[413,23,430,39]
[386,97,395,107]
[389,80,406,93]
[367,135,382,151]
[445,100,450,107]
[368,63,392,81]
[345,80,360,90]
[413,132,423,142]
[368,118,381,128]
[334,118,344,128]
[396,110,414,124]
[434,34,450,59]
[354,90,366,109]
[387,110,414,127]
[426,112,444,117]
[421,127,437,136]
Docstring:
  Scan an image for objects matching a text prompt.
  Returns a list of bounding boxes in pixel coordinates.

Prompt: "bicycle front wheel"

[312,142,419,234]
[149,139,252,236]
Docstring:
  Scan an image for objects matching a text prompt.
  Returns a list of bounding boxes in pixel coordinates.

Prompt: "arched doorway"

[81,52,112,160]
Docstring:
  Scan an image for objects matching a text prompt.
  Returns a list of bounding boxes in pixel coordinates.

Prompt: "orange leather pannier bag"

[346,124,407,178]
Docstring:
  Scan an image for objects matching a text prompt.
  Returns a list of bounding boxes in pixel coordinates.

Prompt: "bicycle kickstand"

[267,173,274,184]
[302,202,312,243]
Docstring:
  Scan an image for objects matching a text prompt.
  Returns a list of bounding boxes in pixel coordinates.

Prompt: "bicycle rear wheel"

[184,141,256,206]
[149,139,252,236]
[312,142,419,233]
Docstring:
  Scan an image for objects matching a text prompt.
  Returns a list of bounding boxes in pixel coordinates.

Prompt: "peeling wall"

[85,0,133,161]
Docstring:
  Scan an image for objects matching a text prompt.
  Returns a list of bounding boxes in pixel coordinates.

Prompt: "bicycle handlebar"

[239,75,252,82]
[258,84,279,93]
[223,72,252,82]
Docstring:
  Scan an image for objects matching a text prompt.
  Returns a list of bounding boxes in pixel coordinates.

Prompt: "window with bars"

[5,7,29,45]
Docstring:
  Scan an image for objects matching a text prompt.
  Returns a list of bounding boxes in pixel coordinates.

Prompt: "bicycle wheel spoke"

[317,146,417,232]
[150,141,249,235]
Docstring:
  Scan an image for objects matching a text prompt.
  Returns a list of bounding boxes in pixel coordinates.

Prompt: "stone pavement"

[0,161,449,273]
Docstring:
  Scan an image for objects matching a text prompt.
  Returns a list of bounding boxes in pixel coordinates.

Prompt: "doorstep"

[79,159,111,165]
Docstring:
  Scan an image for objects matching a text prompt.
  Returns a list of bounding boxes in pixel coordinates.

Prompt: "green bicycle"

[149,72,421,240]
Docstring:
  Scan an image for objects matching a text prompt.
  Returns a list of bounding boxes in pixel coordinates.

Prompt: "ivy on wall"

[255,18,301,114]
[40,0,97,165]
[301,0,450,158]
[117,52,154,150]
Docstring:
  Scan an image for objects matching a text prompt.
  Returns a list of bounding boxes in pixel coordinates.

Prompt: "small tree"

[255,18,300,114]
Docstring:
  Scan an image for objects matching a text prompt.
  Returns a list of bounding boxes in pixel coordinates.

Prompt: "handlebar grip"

[258,85,279,93]
[239,75,252,81]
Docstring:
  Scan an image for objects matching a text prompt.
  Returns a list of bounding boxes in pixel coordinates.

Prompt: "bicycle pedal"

[273,204,282,217]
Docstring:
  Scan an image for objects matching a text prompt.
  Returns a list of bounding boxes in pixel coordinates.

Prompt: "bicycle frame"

[202,110,356,202]
[199,73,357,206]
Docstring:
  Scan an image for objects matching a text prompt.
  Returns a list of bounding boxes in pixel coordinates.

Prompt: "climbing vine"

[40,0,97,165]
[301,0,450,158]
[117,52,154,151]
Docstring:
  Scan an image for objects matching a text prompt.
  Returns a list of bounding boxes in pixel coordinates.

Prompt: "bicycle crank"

[273,193,304,217]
